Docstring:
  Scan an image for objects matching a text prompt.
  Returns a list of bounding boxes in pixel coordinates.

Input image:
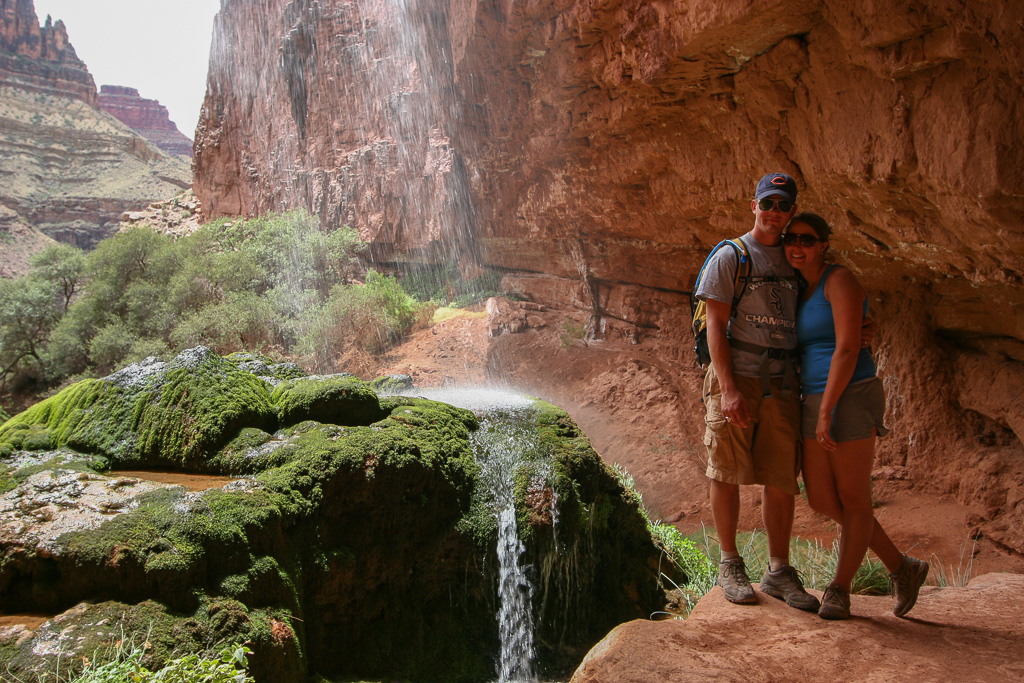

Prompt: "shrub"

[170,292,284,356]
[401,262,503,306]
[88,321,135,372]
[298,270,425,367]
[3,212,386,395]
[70,642,254,683]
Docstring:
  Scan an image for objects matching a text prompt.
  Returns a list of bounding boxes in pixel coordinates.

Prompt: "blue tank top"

[796,265,876,395]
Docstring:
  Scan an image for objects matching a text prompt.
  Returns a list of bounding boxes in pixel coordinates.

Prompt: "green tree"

[0,277,61,390]
[12,212,373,390]
[30,242,87,311]
[85,227,178,323]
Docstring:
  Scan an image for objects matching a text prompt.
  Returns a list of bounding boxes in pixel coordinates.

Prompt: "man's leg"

[758,483,820,610]
[762,484,794,563]
[765,483,794,565]
[710,478,756,604]
[754,389,820,612]
[710,478,740,554]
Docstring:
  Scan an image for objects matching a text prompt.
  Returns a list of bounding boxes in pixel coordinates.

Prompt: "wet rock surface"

[0,460,174,558]
[0,348,666,682]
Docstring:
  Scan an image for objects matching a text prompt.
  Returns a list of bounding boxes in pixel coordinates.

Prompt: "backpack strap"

[726,237,752,317]
[692,237,751,318]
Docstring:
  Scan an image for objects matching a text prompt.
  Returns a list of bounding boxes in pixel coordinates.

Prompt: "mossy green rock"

[271,375,386,427]
[0,348,277,469]
[0,351,664,683]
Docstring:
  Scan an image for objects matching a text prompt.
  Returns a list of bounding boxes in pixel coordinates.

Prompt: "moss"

[369,374,414,393]
[54,484,291,612]
[12,453,106,483]
[227,352,308,382]
[213,427,291,474]
[38,395,479,617]
[0,465,14,494]
[0,347,277,469]
[271,375,387,427]
[0,598,302,682]
[20,425,54,451]
[0,352,663,682]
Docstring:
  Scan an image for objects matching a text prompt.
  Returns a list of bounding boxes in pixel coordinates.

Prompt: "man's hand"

[721,386,751,429]
[705,297,751,429]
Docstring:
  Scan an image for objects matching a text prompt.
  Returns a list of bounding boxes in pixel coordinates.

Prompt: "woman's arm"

[816,266,867,450]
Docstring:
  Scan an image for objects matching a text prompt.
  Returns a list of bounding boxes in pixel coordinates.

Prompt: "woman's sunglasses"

[782,233,823,247]
[757,198,794,212]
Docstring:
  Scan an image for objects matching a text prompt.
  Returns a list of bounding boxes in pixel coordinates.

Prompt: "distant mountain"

[0,0,191,272]
[98,85,194,158]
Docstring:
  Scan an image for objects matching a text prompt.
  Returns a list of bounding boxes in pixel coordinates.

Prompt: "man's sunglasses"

[757,198,794,212]
[782,233,823,247]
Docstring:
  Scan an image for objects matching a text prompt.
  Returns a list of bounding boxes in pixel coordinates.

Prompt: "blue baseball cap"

[754,173,797,202]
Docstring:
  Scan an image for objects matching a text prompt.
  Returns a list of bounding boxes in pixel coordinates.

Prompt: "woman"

[783,212,929,620]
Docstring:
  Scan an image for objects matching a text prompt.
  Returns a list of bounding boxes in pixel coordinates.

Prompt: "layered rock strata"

[0,0,191,253]
[194,1,1024,553]
[98,85,194,157]
[0,0,94,103]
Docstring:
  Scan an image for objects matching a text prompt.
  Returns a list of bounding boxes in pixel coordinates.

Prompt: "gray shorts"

[801,377,889,442]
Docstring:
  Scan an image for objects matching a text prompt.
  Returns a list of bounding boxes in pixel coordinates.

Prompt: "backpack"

[689,237,752,368]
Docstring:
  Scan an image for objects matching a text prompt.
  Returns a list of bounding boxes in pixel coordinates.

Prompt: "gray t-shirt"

[694,234,798,377]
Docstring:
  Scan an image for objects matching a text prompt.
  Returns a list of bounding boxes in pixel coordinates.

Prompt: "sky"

[33,0,223,139]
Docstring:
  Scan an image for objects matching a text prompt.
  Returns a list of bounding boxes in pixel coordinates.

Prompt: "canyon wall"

[0,0,191,256]
[194,1,1024,554]
[98,85,195,157]
[0,0,95,103]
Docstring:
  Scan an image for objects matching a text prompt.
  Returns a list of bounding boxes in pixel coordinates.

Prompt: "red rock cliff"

[0,0,95,103]
[98,85,195,157]
[194,0,1024,554]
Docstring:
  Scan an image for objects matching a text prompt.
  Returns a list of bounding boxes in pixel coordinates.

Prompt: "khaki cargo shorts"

[702,364,801,495]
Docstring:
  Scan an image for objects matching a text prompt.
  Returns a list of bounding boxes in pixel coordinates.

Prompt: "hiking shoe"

[818,584,851,620]
[718,557,756,604]
[890,555,929,617]
[759,564,821,611]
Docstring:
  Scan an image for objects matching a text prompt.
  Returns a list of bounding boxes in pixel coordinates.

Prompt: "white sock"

[721,549,740,562]
[769,557,789,572]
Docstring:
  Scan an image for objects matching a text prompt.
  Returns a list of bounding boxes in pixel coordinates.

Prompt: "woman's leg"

[802,437,842,519]
[802,437,903,574]
[828,437,876,590]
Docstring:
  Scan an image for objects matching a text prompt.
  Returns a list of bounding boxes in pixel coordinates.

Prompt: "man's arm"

[706,298,751,429]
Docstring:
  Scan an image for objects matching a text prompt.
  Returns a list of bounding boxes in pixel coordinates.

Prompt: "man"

[694,172,819,610]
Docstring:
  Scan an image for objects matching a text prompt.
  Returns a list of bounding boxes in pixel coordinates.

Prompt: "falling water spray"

[413,388,545,683]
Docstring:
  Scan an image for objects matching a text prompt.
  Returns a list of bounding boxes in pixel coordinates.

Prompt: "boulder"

[571,573,1024,682]
[0,348,667,682]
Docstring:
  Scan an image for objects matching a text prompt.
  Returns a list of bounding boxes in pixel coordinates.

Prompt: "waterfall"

[407,388,544,683]
[479,411,538,683]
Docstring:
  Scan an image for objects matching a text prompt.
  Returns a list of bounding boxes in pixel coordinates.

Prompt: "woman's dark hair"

[790,212,832,242]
